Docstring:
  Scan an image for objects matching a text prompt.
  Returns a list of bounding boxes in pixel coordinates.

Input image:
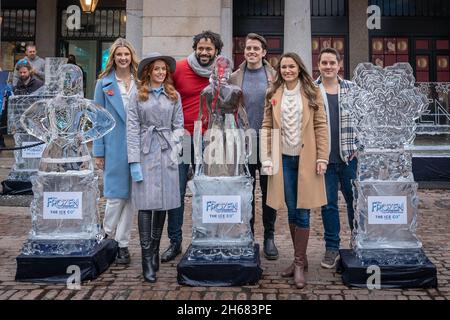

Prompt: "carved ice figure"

[19,64,115,254]
[6,58,69,183]
[188,56,254,257]
[196,56,250,177]
[341,63,429,263]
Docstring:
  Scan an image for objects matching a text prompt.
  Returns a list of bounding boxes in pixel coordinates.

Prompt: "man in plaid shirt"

[315,47,360,269]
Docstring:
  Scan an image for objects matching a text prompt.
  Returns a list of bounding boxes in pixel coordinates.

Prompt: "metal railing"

[0,9,36,40]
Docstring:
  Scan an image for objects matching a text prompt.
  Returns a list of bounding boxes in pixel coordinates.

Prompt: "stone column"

[35,0,57,57]
[220,0,233,60]
[349,0,369,76]
[126,0,144,58]
[142,0,221,61]
[284,0,312,73]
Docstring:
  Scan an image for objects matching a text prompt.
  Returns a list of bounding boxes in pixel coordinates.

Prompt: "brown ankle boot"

[293,227,309,289]
[282,224,308,277]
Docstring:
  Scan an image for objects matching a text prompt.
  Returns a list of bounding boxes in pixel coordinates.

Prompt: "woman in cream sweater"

[261,52,329,289]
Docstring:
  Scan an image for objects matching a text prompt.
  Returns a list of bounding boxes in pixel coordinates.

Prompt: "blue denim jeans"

[320,158,357,250]
[282,155,310,228]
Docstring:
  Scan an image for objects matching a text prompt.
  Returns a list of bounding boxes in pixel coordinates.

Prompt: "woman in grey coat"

[127,52,184,283]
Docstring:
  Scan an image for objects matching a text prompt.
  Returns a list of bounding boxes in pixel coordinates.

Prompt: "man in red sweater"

[161,30,224,263]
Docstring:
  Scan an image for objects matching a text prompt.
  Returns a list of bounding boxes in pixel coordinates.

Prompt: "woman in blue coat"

[93,38,139,264]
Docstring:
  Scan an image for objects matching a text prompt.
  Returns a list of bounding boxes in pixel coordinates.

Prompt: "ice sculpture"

[197,56,249,177]
[341,63,429,264]
[19,64,115,255]
[6,58,68,186]
[186,56,255,262]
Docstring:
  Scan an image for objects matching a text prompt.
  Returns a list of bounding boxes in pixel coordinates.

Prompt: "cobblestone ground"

[0,145,449,301]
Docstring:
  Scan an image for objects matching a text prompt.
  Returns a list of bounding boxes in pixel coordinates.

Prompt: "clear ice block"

[19,64,115,255]
[340,63,428,264]
[187,56,255,259]
[6,58,70,182]
[189,175,253,247]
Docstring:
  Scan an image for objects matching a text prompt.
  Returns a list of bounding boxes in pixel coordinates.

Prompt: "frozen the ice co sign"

[202,195,241,224]
[368,196,407,225]
[21,141,46,159]
[43,192,83,220]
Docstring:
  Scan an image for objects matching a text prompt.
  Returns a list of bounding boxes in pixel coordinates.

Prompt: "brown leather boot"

[281,224,296,277]
[281,224,308,277]
[293,227,309,289]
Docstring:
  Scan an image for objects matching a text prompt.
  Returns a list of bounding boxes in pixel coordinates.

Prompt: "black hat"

[137,52,176,79]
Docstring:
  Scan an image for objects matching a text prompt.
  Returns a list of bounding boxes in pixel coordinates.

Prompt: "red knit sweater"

[172,59,210,135]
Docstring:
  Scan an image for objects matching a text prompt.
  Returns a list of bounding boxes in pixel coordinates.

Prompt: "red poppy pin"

[271,98,277,106]
[105,89,114,96]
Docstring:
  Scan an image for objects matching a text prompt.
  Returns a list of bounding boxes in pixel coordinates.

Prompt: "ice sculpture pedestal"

[338,177,438,288]
[338,180,437,288]
[15,239,117,283]
[177,244,261,287]
[338,248,438,288]
[177,176,262,286]
[337,179,437,288]
[337,62,437,288]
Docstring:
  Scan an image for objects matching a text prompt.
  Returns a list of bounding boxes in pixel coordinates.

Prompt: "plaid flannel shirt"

[315,75,361,164]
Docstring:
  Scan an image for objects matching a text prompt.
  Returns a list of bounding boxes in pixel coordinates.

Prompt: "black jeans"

[248,136,277,239]
[166,136,195,245]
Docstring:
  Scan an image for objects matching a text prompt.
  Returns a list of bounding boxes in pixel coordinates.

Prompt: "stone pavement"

[0,143,449,301]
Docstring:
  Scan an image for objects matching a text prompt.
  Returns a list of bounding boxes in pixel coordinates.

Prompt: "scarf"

[151,85,164,98]
[187,52,215,78]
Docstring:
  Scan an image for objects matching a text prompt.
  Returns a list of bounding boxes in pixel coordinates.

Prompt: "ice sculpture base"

[353,180,422,251]
[189,175,254,247]
[177,244,262,286]
[338,249,437,289]
[20,239,103,255]
[15,239,117,283]
[1,179,33,195]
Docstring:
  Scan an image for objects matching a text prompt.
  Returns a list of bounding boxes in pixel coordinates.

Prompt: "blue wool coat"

[92,70,135,198]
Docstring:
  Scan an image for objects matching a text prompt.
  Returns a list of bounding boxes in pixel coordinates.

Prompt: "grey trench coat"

[127,90,184,211]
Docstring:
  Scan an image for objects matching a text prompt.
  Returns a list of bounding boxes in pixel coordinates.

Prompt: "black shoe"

[263,238,279,260]
[160,242,181,263]
[117,247,131,264]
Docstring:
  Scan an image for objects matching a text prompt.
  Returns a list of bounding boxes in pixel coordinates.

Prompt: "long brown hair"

[138,60,178,102]
[266,52,320,110]
[98,38,138,79]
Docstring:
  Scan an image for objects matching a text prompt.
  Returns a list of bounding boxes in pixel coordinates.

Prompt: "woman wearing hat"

[127,52,184,283]
[93,38,139,265]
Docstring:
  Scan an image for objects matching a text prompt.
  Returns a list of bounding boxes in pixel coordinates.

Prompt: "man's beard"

[19,76,31,83]
[196,54,215,67]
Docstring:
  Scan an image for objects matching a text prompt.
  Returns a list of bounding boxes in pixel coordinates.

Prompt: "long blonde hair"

[266,52,320,110]
[138,61,178,103]
[98,38,138,79]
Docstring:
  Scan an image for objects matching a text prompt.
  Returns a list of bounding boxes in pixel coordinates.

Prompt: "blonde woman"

[261,52,329,289]
[93,38,139,264]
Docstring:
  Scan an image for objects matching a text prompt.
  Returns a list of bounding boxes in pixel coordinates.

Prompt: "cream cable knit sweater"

[281,81,302,156]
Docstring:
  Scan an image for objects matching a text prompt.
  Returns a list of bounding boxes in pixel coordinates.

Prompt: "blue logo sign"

[371,201,404,214]
[46,197,80,209]
[206,201,238,213]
